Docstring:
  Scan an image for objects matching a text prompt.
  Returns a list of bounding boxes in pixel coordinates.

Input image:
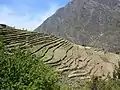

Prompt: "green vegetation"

[0,38,59,90]
[60,77,120,90]
[1,37,120,90]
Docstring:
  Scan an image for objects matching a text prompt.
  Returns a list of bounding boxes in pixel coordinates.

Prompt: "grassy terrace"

[0,28,120,89]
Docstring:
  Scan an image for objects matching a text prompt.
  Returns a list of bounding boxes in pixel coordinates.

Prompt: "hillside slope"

[1,27,120,86]
[35,0,120,53]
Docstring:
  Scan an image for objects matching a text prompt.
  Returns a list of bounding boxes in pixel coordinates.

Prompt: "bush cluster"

[0,39,59,90]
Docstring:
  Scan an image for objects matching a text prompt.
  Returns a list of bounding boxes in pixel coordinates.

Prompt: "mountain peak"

[35,0,120,53]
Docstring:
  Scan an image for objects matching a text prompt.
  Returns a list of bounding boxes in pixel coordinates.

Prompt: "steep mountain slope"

[35,0,120,53]
[1,26,120,86]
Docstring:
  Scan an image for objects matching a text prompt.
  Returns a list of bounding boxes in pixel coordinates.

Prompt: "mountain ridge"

[35,0,120,53]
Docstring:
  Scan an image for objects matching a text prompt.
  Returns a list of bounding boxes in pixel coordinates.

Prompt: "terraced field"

[0,28,120,86]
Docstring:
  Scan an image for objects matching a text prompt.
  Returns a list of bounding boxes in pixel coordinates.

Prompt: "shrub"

[88,66,120,90]
[0,40,59,90]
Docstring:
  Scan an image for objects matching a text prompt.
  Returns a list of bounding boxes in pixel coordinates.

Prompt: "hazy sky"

[0,0,69,30]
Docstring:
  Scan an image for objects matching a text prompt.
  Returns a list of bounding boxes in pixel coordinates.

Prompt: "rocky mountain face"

[35,0,120,53]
